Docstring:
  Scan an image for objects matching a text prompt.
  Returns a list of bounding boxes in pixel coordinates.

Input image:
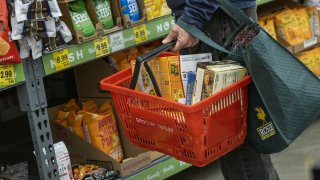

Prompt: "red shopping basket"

[101,68,252,167]
[100,42,252,166]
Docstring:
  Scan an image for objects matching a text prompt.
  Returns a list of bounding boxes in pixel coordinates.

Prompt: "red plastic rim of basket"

[100,68,253,112]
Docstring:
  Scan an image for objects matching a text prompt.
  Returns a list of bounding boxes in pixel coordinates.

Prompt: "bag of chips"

[294,8,313,41]
[69,0,97,37]
[0,0,21,64]
[94,0,115,29]
[82,107,124,162]
[275,9,305,45]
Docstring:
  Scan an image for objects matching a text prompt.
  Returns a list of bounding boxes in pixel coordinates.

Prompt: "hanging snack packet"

[69,0,96,37]
[26,35,43,59]
[18,39,31,59]
[0,0,21,64]
[15,0,62,22]
[56,19,73,43]
[82,111,124,162]
[94,0,115,29]
[294,8,312,41]
[275,9,305,45]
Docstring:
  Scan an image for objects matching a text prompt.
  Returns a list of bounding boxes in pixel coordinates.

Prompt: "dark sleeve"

[179,0,219,30]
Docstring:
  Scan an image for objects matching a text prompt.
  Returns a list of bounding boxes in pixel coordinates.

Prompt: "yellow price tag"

[53,49,70,71]
[133,24,148,44]
[0,64,15,86]
[94,37,110,58]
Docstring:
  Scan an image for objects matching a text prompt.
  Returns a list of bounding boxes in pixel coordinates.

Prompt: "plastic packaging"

[120,0,140,22]
[94,0,115,29]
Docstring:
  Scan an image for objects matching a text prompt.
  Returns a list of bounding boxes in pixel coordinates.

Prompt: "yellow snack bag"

[275,9,304,45]
[82,111,124,162]
[63,99,80,112]
[144,0,171,20]
[297,49,320,76]
[67,111,86,140]
[82,100,98,113]
[54,111,70,128]
[294,8,313,41]
[306,6,320,37]
[265,19,278,40]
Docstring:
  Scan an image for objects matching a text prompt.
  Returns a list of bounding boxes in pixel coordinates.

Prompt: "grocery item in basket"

[94,0,115,29]
[69,0,97,37]
[67,111,86,140]
[73,164,119,180]
[54,142,74,180]
[193,62,247,104]
[120,0,140,22]
[306,6,320,37]
[82,109,124,162]
[294,8,312,41]
[275,9,304,45]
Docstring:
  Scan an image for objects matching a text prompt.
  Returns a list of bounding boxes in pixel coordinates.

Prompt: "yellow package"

[168,56,185,102]
[63,99,81,112]
[264,19,278,40]
[311,47,320,76]
[294,8,313,41]
[144,0,171,20]
[82,100,98,113]
[82,111,124,162]
[97,100,113,114]
[159,57,172,100]
[54,111,69,128]
[306,6,320,37]
[298,49,318,76]
[67,111,86,140]
[275,9,305,45]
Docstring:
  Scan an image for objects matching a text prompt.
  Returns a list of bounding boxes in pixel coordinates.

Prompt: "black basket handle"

[130,41,176,97]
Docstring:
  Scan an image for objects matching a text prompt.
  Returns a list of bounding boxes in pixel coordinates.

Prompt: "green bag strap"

[176,18,240,56]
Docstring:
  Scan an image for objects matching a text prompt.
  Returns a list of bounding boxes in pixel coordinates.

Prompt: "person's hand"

[162,24,199,52]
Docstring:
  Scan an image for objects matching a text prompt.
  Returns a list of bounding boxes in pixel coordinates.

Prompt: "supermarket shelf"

[0,63,25,92]
[42,15,175,76]
[257,0,274,6]
[122,156,192,180]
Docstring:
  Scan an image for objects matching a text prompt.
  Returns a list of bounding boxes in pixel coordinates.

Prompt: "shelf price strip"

[133,24,148,44]
[94,37,110,58]
[0,64,15,86]
[53,49,71,71]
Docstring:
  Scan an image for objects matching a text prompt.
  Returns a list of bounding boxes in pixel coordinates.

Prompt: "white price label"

[109,31,125,52]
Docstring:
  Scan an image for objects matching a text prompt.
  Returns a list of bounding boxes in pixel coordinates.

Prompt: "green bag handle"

[176,0,255,56]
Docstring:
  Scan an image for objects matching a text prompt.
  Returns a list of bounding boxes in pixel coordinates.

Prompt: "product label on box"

[0,64,15,86]
[304,37,317,48]
[133,24,148,44]
[53,49,70,71]
[109,32,125,52]
[94,37,110,58]
[180,53,212,94]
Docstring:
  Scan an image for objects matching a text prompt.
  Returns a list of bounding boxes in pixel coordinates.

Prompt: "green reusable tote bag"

[176,0,320,153]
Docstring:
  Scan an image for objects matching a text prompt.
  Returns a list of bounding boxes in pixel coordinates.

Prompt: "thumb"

[162,30,178,44]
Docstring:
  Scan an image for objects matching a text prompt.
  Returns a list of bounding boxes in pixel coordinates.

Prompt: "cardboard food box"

[117,0,147,28]
[258,0,320,54]
[48,98,151,177]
